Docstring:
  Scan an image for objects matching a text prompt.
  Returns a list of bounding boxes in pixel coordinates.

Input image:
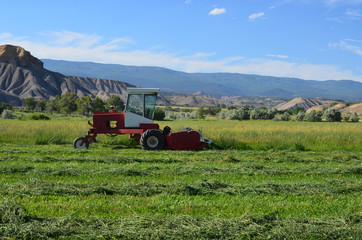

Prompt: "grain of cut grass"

[0,117,361,239]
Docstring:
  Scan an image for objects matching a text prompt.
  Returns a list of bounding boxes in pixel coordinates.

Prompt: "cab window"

[126,94,143,116]
[144,94,157,119]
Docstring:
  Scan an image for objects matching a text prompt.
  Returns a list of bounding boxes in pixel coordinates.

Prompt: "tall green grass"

[159,120,362,151]
[0,118,361,151]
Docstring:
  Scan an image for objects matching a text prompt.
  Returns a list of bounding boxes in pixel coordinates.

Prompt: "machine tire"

[140,129,165,150]
[73,137,89,149]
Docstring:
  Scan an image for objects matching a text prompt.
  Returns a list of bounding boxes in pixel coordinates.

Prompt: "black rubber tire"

[73,137,89,149]
[140,129,165,150]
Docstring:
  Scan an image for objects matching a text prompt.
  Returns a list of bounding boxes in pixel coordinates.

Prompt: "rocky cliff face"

[0,45,44,68]
[0,45,136,105]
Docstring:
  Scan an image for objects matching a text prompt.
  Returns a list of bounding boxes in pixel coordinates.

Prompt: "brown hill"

[306,105,325,113]
[306,102,362,114]
[341,103,362,115]
[0,45,136,105]
[276,97,326,111]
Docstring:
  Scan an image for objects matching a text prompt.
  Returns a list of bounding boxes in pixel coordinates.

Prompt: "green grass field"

[0,118,361,239]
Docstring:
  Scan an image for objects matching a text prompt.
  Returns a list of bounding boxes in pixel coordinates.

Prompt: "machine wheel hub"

[147,136,159,148]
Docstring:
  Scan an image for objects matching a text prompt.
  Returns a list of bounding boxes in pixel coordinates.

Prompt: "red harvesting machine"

[74,88,212,150]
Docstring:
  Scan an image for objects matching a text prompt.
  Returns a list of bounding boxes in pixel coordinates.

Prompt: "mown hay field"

[0,118,361,239]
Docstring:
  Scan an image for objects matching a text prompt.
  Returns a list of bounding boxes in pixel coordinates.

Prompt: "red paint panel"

[166,131,208,150]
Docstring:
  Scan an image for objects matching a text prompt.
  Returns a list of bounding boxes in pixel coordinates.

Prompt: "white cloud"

[40,31,103,48]
[209,8,226,15]
[0,32,12,39]
[345,8,362,17]
[230,59,360,81]
[185,0,191,4]
[323,0,362,5]
[329,39,362,56]
[249,12,265,20]
[267,54,289,59]
[0,31,361,82]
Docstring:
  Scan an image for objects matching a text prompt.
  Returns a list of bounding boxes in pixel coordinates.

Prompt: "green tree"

[204,107,221,116]
[305,110,322,122]
[24,97,37,111]
[37,100,47,112]
[198,107,205,119]
[292,106,305,115]
[59,92,78,114]
[0,102,12,114]
[350,113,359,122]
[322,108,342,122]
[106,95,124,112]
[91,97,106,112]
[46,96,61,113]
[251,108,276,120]
[281,112,290,121]
[76,96,92,115]
[229,107,250,120]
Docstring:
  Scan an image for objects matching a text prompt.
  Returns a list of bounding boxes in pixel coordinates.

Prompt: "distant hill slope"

[341,103,362,115]
[278,97,362,114]
[276,97,326,111]
[42,59,362,101]
[0,45,136,105]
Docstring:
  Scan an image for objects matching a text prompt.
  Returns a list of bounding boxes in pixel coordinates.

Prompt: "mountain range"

[1,44,362,109]
[42,59,362,101]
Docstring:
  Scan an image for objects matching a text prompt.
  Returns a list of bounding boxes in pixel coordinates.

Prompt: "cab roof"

[127,88,160,94]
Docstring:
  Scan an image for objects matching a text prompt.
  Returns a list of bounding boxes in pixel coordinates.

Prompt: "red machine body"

[166,131,209,150]
[90,112,158,136]
[74,88,211,151]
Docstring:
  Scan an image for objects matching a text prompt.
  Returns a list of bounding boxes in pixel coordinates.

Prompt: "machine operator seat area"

[124,88,159,128]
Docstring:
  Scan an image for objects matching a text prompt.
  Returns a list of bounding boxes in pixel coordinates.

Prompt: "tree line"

[23,92,124,115]
[217,106,359,122]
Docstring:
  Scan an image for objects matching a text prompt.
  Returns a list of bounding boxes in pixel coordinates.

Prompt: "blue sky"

[1,0,362,81]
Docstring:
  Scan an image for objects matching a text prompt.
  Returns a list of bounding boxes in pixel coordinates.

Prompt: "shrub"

[229,107,250,120]
[154,108,165,120]
[17,114,26,120]
[2,109,13,119]
[295,111,305,121]
[219,111,228,120]
[305,110,322,122]
[272,115,279,121]
[251,108,277,120]
[350,113,359,123]
[323,108,342,122]
[29,114,50,120]
[165,111,198,120]
[343,115,350,122]
[198,107,205,119]
[281,112,290,121]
